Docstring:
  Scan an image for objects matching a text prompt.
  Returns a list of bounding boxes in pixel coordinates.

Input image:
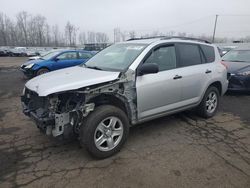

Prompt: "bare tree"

[114,28,121,42]
[16,11,30,46]
[3,10,250,47]
[166,30,175,37]
[78,31,87,45]
[120,31,126,41]
[244,36,250,42]
[52,25,60,46]
[87,31,96,43]
[128,31,136,39]
[33,15,46,46]
[65,21,77,46]
[0,13,8,46]
[96,32,109,43]
[45,24,51,46]
[177,32,187,37]
[7,19,18,46]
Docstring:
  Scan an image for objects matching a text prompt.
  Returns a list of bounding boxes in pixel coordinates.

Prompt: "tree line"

[0,11,110,47]
[1,11,250,47]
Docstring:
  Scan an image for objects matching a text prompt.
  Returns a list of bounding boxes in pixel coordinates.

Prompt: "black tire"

[197,86,220,118]
[80,105,129,159]
[36,68,49,76]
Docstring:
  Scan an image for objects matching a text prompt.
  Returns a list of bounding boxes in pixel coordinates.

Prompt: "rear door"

[175,43,213,104]
[136,44,182,120]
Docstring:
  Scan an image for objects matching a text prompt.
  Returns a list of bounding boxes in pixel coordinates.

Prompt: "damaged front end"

[21,88,95,137]
[21,69,138,138]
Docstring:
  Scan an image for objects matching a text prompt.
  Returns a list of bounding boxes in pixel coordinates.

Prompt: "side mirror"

[138,63,159,76]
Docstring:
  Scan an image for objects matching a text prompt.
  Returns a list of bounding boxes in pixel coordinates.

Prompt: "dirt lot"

[0,57,250,188]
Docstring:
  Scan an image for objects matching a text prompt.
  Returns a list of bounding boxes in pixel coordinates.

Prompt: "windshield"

[83,43,147,71]
[41,51,62,60]
[222,50,250,62]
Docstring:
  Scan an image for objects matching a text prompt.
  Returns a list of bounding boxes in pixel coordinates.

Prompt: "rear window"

[177,43,202,67]
[200,45,215,63]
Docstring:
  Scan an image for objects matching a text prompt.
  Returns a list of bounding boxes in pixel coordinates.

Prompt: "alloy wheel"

[206,91,218,114]
[94,116,124,152]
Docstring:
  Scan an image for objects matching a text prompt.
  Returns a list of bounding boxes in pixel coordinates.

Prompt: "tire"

[80,105,129,159]
[36,68,49,76]
[197,86,220,118]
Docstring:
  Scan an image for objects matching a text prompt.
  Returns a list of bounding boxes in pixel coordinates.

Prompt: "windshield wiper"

[84,65,103,70]
[233,60,246,62]
[222,60,246,62]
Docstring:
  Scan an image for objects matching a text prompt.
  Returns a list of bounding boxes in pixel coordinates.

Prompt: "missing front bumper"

[22,101,71,137]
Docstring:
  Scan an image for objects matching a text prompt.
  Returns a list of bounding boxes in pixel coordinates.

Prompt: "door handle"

[205,70,212,74]
[173,75,182,80]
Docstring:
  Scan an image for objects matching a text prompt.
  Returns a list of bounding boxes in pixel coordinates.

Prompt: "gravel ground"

[0,57,249,188]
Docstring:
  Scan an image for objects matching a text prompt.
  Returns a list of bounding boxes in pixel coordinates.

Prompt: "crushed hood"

[25,66,120,96]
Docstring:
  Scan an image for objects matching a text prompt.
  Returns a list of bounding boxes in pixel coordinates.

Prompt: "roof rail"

[127,36,166,41]
[127,36,211,44]
[161,36,211,44]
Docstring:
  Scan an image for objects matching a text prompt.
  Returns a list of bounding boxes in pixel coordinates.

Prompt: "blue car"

[20,50,95,78]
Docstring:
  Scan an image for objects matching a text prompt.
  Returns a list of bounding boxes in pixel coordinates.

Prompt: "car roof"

[49,49,93,53]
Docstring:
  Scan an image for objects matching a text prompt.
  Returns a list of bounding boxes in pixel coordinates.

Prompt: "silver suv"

[21,37,228,158]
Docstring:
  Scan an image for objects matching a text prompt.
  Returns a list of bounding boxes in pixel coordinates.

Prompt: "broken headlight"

[25,63,34,69]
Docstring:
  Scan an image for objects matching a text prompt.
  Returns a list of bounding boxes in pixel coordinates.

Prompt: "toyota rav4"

[21,37,228,158]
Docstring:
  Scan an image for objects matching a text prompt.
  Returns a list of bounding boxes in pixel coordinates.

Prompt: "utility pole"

[114,29,116,43]
[212,14,218,43]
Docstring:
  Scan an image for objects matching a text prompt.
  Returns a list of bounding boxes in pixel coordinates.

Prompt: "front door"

[53,52,79,70]
[136,44,182,120]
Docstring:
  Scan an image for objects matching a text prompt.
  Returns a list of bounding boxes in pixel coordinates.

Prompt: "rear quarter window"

[200,45,215,63]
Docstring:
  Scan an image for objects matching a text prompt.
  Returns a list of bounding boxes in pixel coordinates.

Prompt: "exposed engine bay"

[21,70,137,137]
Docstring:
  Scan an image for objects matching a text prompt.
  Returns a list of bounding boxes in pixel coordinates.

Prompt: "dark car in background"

[222,48,250,91]
[20,49,96,78]
[0,49,8,56]
[0,47,11,56]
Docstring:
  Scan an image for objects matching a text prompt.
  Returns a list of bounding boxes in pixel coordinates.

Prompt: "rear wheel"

[36,68,49,76]
[197,86,220,118]
[80,105,129,159]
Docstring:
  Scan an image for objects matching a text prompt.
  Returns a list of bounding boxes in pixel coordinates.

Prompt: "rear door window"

[57,52,77,60]
[176,43,202,67]
[200,45,215,63]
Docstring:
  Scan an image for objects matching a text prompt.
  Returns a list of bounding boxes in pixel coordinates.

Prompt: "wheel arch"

[208,81,222,95]
[88,94,133,122]
[35,66,50,73]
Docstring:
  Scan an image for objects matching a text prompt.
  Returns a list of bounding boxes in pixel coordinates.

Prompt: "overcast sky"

[1,0,250,39]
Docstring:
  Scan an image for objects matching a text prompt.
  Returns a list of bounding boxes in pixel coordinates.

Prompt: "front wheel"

[80,105,129,159]
[197,86,220,118]
[36,68,49,76]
